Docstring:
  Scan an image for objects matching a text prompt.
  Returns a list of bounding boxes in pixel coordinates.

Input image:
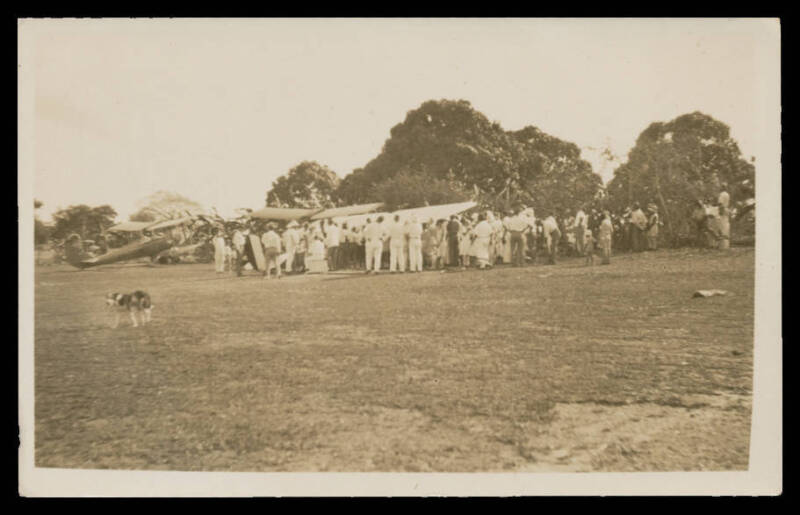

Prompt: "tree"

[508,126,603,216]
[51,204,118,242]
[370,168,470,211]
[266,161,341,208]
[335,99,602,215]
[337,100,521,205]
[606,112,756,245]
[130,190,205,221]
[129,210,158,222]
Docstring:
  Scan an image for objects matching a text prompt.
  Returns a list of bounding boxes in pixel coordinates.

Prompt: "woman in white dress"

[472,213,493,269]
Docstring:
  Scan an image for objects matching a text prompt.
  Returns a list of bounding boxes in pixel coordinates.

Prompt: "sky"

[23,18,776,222]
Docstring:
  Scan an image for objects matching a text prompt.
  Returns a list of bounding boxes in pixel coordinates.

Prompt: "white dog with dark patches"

[105,291,153,328]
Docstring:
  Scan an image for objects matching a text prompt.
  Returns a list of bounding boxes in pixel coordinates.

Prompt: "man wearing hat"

[261,223,283,279]
[645,203,660,251]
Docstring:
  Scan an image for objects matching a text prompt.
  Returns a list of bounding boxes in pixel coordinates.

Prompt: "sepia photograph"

[18,18,781,496]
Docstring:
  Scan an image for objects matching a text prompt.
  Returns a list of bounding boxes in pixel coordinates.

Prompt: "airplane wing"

[309,203,384,221]
[392,201,478,222]
[249,207,320,221]
[144,216,195,232]
[328,201,477,228]
[106,221,153,233]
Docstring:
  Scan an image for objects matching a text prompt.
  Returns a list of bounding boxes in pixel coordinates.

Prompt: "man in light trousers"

[406,215,423,272]
[389,214,406,273]
[363,217,385,273]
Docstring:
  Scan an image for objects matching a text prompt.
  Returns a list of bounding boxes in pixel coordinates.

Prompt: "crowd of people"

[209,205,624,277]
[208,183,736,278]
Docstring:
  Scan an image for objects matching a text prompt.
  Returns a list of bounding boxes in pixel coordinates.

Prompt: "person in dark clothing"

[446,215,461,267]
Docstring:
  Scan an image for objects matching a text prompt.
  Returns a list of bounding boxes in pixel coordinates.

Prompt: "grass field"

[32,248,754,472]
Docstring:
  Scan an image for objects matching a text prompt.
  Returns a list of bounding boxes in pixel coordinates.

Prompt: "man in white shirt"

[325,219,341,271]
[521,207,537,262]
[282,221,300,273]
[406,215,424,272]
[630,203,648,252]
[718,184,730,210]
[541,215,561,265]
[363,216,385,273]
[388,214,407,273]
[574,207,588,256]
[504,209,530,267]
[261,223,283,279]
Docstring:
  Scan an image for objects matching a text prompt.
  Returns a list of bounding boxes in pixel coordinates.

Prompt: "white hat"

[287,220,299,228]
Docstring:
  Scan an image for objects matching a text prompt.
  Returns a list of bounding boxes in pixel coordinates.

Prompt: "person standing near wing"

[389,214,407,273]
[325,219,341,271]
[261,223,283,280]
[363,217,385,274]
[232,224,247,277]
[282,221,300,273]
[406,214,423,273]
[446,215,461,268]
[212,228,226,273]
[541,214,562,265]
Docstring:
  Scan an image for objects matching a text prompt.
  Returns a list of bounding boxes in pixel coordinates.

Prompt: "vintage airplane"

[63,212,213,269]
[63,201,479,270]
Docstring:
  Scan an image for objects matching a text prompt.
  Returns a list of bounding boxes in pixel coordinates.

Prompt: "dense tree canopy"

[51,204,118,242]
[370,168,470,212]
[508,126,602,216]
[130,190,205,221]
[266,161,341,209]
[606,112,755,245]
[336,99,602,215]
